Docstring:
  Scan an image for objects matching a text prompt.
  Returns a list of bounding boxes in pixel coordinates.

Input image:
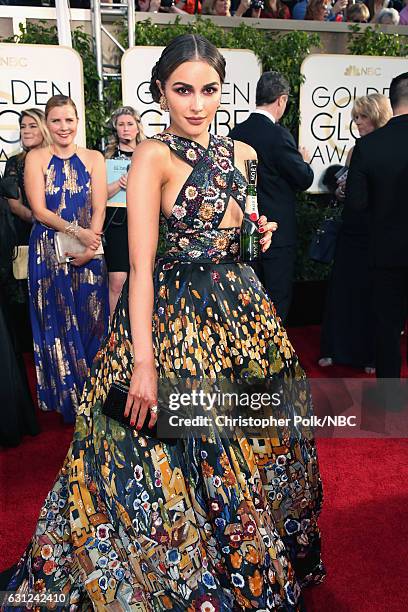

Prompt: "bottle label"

[246,159,257,185]
[246,194,259,221]
[240,216,260,262]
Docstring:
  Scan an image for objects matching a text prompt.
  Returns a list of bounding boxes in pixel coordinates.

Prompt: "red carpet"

[1,325,408,611]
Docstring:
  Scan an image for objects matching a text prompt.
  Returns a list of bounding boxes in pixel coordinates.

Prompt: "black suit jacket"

[229,113,314,248]
[346,114,408,267]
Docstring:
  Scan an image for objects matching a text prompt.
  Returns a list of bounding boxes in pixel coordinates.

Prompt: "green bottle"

[240,159,260,262]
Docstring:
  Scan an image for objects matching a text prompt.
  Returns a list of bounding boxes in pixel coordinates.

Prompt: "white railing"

[0,6,90,37]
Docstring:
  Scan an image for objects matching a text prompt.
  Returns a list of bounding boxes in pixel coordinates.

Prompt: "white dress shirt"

[253,109,276,124]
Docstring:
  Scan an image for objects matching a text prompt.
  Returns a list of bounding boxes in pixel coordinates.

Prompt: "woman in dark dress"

[4,109,51,246]
[3,109,51,351]
[104,106,145,315]
[0,289,39,447]
[0,109,50,445]
[319,93,393,372]
[3,36,324,610]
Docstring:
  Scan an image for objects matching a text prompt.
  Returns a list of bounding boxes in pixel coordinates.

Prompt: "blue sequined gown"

[5,135,324,611]
[28,153,109,423]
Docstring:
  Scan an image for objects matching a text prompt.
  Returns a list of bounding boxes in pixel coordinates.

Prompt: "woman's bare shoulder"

[26,146,50,162]
[26,146,52,173]
[233,139,257,162]
[132,138,171,162]
[77,147,104,170]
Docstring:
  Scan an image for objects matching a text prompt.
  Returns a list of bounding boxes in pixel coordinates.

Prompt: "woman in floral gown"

[4,35,324,611]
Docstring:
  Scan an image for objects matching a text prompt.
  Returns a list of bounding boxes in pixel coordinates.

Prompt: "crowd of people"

[5,0,408,24]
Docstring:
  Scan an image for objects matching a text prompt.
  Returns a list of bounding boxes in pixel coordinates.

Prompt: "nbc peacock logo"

[344,65,382,77]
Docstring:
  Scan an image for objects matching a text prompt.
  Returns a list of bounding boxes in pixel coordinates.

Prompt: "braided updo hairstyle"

[149,34,226,104]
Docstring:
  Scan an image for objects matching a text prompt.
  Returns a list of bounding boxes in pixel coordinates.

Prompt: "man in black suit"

[346,72,408,379]
[230,71,314,323]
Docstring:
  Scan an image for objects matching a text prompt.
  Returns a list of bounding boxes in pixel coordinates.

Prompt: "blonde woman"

[320,93,392,372]
[4,108,51,246]
[104,106,145,315]
[25,94,109,423]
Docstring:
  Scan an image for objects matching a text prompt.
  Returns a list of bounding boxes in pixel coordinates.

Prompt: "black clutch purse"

[102,381,177,445]
[309,217,341,264]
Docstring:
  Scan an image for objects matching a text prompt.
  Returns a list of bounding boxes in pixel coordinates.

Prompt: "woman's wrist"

[65,220,81,239]
[134,355,156,368]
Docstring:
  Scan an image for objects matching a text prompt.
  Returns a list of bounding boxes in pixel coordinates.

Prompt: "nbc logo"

[344,65,382,76]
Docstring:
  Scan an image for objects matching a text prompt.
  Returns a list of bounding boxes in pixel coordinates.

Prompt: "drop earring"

[159,95,169,112]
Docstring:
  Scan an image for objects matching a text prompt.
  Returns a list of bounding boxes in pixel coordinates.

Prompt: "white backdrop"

[0,43,85,173]
[121,47,262,137]
[299,54,407,193]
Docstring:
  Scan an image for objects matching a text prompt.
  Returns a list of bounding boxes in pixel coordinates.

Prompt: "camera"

[160,0,175,6]
[251,0,265,8]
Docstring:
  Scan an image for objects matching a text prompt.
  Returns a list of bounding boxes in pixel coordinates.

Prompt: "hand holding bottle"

[258,216,278,252]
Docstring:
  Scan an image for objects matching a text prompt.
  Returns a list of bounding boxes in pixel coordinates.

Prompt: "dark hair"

[305,0,327,20]
[389,72,408,111]
[322,164,344,193]
[149,34,226,103]
[256,71,290,107]
[45,95,78,119]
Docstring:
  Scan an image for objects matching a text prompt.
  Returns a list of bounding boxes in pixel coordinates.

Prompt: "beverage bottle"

[240,159,260,262]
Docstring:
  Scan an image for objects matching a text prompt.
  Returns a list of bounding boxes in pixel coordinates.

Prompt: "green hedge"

[3,20,407,280]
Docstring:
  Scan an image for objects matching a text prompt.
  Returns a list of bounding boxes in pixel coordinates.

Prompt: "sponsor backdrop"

[299,54,407,193]
[0,43,85,173]
[121,47,262,137]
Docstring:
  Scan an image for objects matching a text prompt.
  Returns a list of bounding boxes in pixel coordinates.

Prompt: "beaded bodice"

[151,133,247,263]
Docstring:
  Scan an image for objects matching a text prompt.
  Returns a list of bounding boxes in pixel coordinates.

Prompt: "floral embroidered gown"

[28,153,109,423]
[5,134,324,611]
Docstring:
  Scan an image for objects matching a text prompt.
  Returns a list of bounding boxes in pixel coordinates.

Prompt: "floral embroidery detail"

[214,199,225,213]
[214,235,230,251]
[172,205,186,220]
[216,157,234,173]
[199,203,215,221]
[214,174,227,189]
[186,148,198,161]
[185,185,198,200]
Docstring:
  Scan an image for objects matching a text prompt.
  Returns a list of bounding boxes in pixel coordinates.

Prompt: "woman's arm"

[89,150,107,234]
[107,180,122,199]
[4,157,33,223]
[25,149,101,250]
[124,140,169,428]
[107,173,129,200]
[8,194,33,224]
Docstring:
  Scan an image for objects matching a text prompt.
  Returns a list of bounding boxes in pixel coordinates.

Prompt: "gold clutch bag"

[54,232,104,264]
[12,245,29,280]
